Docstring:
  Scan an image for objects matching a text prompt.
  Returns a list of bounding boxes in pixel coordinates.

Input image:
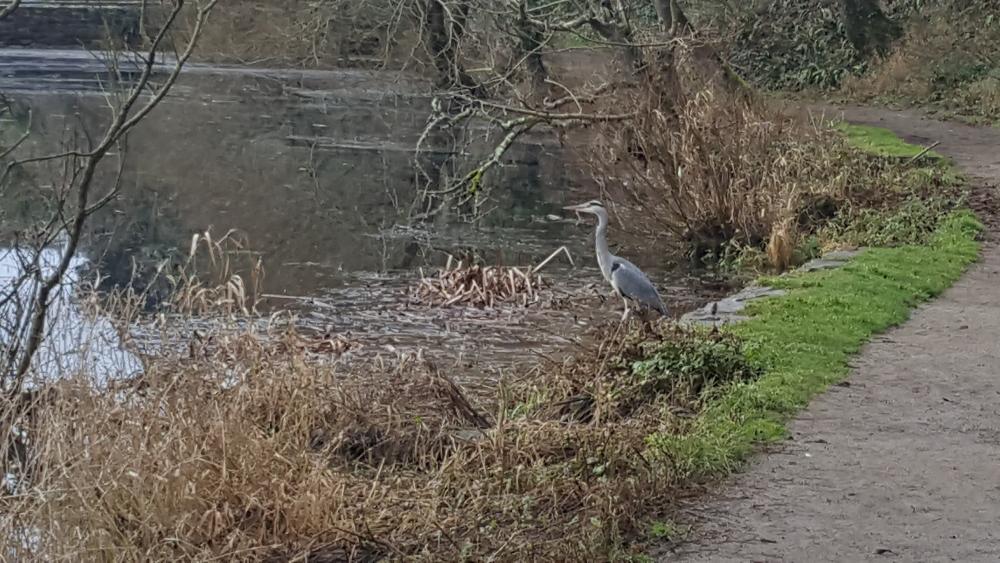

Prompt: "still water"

[0,49,718,376]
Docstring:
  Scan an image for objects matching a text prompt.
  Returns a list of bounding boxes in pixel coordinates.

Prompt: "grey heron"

[564,200,669,322]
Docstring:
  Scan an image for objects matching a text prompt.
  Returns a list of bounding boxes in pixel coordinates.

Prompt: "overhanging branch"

[0,0,21,21]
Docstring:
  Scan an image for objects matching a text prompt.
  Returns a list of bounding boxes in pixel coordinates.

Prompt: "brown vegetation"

[412,248,572,308]
[0,290,757,560]
[591,93,907,265]
[414,262,550,307]
[188,0,414,68]
[2,2,983,560]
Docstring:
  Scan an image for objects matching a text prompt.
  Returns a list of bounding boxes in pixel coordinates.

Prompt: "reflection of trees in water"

[0,96,110,236]
[0,165,44,237]
[412,111,551,227]
[3,71,572,303]
[84,181,185,307]
[0,99,41,237]
[0,96,182,305]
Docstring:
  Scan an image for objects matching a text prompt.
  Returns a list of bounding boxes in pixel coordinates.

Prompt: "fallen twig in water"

[531,245,574,274]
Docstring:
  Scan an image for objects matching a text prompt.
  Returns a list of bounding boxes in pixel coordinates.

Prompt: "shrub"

[631,329,762,406]
[593,94,898,269]
[727,0,867,90]
[821,196,957,247]
[843,0,1000,122]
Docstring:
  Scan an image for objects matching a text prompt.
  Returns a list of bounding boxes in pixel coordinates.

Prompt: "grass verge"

[835,123,942,160]
[648,210,981,476]
[4,124,981,562]
[647,124,981,486]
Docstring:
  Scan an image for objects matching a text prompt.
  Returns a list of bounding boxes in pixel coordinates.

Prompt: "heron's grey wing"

[610,259,668,315]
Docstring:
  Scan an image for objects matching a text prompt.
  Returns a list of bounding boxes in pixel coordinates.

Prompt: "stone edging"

[681,249,863,328]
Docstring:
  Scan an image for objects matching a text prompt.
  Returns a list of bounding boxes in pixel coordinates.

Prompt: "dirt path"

[660,108,1000,563]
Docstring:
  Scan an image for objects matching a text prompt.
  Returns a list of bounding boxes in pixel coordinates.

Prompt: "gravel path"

[661,108,1000,563]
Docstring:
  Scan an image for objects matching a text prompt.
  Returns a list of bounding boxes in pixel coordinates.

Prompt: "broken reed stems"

[8,321,686,561]
[414,247,573,308]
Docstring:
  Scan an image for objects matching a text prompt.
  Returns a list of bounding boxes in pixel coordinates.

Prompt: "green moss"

[648,520,689,542]
[646,210,981,477]
[836,123,943,159]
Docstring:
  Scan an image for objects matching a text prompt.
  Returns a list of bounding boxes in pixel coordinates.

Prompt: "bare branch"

[0,0,21,22]
[7,0,221,393]
[426,116,540,198]
[460,96,637,122]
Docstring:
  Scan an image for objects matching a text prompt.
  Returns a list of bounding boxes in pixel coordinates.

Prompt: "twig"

[8,0,221,394]
[906,141,941,165]
[0,0,21,21]
[531,246,574,273]
[0,108,30,160]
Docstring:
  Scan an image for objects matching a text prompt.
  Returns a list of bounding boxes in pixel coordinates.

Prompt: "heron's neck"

[594,210,612,280]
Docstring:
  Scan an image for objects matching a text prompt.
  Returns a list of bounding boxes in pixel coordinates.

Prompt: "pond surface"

[0,48,721,378]
[0,247,142,384]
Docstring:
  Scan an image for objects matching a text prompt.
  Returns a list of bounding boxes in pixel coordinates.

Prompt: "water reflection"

[0,49,718,373]
[0,246,141,383]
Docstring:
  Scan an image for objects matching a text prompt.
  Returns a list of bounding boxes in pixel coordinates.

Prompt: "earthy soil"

[659,107,1000,563]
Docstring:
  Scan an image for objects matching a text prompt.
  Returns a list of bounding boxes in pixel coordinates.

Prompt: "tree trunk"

[841,0,901,56]
[423,0,480,93]
[667,0,752,100]
[515,1,548,91]
[653,0,671,31]
[587,14,643,72]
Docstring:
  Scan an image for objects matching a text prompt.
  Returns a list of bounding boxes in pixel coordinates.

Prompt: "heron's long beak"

[562,203,586,222]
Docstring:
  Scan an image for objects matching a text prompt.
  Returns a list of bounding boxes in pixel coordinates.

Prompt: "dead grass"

[0,283,758,562]
[592,93,901,268]
[414,262,549,308]
[411,248,572,308]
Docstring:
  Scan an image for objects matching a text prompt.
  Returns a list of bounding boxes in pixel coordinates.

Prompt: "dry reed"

[0,227,737,562]
[412,247,572,308]
[415,262,547,307]
[1,316,710,561]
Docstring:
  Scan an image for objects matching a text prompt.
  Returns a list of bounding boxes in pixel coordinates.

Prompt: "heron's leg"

[620,297,630,322]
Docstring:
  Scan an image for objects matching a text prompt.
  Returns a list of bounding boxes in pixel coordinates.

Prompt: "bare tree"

[1,0,220,395]
[405,0,750,216]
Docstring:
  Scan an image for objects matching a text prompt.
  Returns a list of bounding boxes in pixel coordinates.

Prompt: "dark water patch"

[0,49,720,374]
